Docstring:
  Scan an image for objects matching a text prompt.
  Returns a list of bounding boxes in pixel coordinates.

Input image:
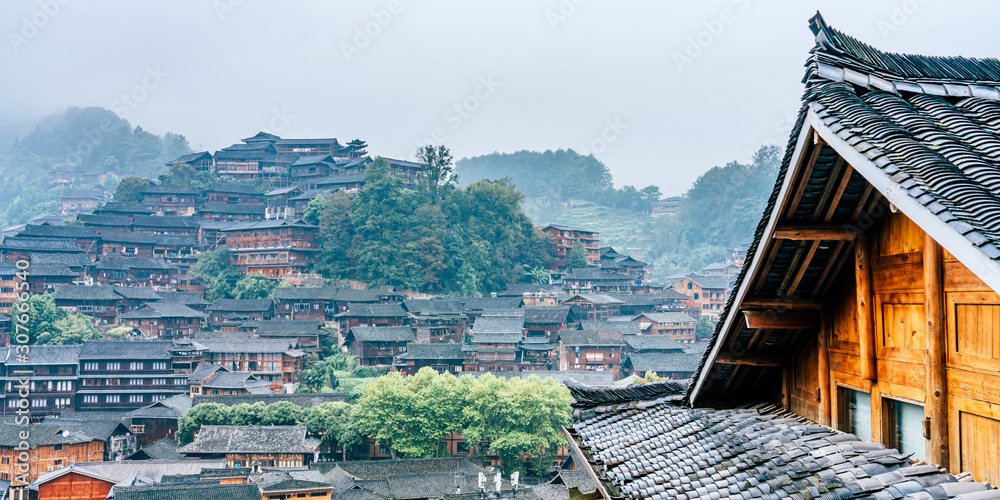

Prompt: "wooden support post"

[924,235,949,468]
[855,233,877,381]
[818,312,832,427]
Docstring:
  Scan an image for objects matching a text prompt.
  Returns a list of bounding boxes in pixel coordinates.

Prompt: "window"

[53,444,62,451]
[153,362,167,370]
[884,398,925,460]
[106,395,120,403]
[83,395,98,404]
[840,388,872,442]
[129,395,144,403]
[107,362,120,370]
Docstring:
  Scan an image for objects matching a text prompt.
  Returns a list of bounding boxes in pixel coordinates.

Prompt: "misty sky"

[3,0,999,195]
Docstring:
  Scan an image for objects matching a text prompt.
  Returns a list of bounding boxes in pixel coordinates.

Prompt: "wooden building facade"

[691,15,1000,486]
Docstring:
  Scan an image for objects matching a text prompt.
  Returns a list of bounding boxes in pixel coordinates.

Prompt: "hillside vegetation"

[456,146,781,280]
[0,107,191,229]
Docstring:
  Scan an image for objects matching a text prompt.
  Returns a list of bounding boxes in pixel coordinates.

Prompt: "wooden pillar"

[818,312,832,426]
[855,233,877,381]
[924,235,949,467]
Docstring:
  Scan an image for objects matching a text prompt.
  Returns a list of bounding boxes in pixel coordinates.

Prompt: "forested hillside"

[456,145,781,280]
[0,107,191,229]
[302,156,552,295]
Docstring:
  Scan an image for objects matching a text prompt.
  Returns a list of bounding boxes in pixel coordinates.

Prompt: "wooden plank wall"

[785,210,1000,484]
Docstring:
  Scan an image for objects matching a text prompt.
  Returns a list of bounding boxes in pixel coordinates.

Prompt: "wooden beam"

[817,312,832,427]
[773,224,860,241]
[855,232,877,381]
[743,310,820,330]
[716,352,782,367]
[924,235,948,468]
[742,297,824,310]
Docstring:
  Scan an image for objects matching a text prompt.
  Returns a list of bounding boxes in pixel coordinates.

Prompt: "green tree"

[233,273,276,300]
[13,293,100,345]
[524,266,550,285]
[695,317,714,340]
[304,402,363,460]
[189,247,241,301]
[176,403,231,445]
[415,144,456,202]
[112,176,150,203]
[353,371,424,458]
[567,241,588,270]
[313,192,355,278]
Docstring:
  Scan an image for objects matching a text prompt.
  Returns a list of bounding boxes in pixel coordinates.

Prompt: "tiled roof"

[18,224,98,238]
[622,335,687,352]
[579,320,641,334]
[113,286,163,300]
[0,236,82,252]
[679,274,729,290]
[197,203,266,215]
[471,316,524,334]
[197,338,294,354]
[402,299,465,315]
[167,151,212,164]
[395,343,463,361]
[262,479,333,493]
[498,284,563,297]
[97,230,158,244]
[29,252,93,267]
[523,306,570,324]
[141,184,198,195]
[4,344,83,365]
[177,425,320,454]
[220,218,316,231]
[637,312,697,324]
[336,303,407,318]
[20,263,77,277]
[201,371,259,389]
[94,256,175,271]
[208,298,274,312]
[79,340,173,360]
[569,392,998,499]
[606,293,656,307]
[125,437,182,461]
[562,293,624,305]
[118,302,204,319]
[204,182,258,194]
[471,333,524,344]
[348,326,415,343]
[192,393,346,408]
[115,483,261,500]
[325,457,490,481]
[95,202,153,214]
[154,291,210,306]
[79,213,131,226]
[692,13,1000,402]
[625,352,701,374]
[453,296,523,312]
[559,330,625,347]
[30,459,226,489]
[187,364,225,384]
[561,268,632,283]
[254,319,326,336]
[52,284,121,301]
[274,286,338,300]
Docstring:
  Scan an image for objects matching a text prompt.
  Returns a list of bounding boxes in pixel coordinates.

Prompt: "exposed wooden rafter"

[773,224,860,241]
[743,310,820,330]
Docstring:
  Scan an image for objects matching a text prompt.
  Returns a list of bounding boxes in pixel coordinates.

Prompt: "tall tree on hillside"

[189,247,241,301]
[233,273,276,300]
[313,192,355,279]
[567,241,589,270]
[416,145,456,202]
[112,176,150,203]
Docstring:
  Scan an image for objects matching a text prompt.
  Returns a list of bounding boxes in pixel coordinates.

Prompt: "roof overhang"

[690,108,1000,404]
